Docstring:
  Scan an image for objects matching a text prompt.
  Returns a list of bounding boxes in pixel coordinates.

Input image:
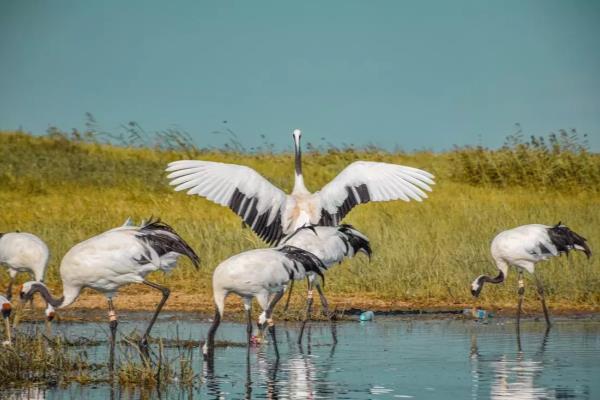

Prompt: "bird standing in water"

[280,224,371,340]
[203,244,327,360]
[471,223,591,327]
[19,218,200,368]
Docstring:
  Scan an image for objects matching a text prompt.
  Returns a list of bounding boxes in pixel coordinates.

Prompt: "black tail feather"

[278,245,327,284]
[138,217,201,268]
[548,223,592,258]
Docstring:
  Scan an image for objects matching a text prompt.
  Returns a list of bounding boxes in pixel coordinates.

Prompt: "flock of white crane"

[0,129,592,364]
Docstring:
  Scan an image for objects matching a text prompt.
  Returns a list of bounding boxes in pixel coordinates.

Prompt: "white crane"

[471,223,591,327]
[280,224,371,337]
[1,295,11,345]
[19,218,200,366]
[203,245,327,360]
[0,232,50,300]
[166,129,435,245]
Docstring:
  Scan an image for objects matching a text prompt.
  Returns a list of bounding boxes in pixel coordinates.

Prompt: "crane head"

[292,129,302,145]
[1,302,11,319]
[471,276,484,297]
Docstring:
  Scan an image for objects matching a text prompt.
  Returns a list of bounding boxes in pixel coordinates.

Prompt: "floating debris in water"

[359,311,375,321]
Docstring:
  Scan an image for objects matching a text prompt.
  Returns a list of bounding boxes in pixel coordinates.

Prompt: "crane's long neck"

[29,282,77,309]
[293,135,309,195]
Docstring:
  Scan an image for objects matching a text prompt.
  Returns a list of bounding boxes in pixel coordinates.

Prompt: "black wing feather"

[228,188,284,246]
[137,218,201,268]
[319,184,371,226]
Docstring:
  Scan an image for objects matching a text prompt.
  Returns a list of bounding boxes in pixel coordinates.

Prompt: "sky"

[1,0,599,151]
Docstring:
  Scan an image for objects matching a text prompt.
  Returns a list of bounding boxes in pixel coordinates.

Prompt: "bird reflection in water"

[203,324,338,399]
[470,326,584,399]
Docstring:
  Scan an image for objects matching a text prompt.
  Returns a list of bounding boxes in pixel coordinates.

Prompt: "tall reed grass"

[0,128,598,311]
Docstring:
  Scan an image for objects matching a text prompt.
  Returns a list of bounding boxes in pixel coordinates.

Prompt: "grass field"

[1,130,599,314]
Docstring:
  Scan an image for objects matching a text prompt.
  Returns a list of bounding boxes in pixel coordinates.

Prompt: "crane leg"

[264,290,285,358]
[315,283,330,317]
[298,279,313,344]
[516,272,525,332]
[283,280,295,312]
[3,315,12,345]
[203,308,221,361]
[244,300,253,345]
[107,299,118,372]
[315,282,337,344]
[6,277,14,301]
[534,274,551,327]
[139,280,170,359]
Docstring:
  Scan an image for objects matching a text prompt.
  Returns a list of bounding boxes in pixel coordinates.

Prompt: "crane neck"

[293,138,309,195]
[27,282,76,309]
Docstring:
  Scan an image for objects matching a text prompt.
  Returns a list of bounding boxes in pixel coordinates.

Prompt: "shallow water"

[4,313,600,399]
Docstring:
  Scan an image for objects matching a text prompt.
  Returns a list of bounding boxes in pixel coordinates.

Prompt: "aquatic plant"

[0,330,100,387]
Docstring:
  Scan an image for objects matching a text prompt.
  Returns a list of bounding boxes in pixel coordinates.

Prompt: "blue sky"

[1,1,598,151]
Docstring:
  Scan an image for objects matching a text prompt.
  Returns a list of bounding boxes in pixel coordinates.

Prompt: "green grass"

[0,130,599,310]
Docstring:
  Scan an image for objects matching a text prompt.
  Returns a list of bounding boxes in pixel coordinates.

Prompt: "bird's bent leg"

[534,274,551,327]
[283,280,295,312]
[298,279,314,344]
[203,309,221,361]
[140,280,171,358]
[516,272,525,332]
[315,282,331,318]
[107,299,118,372]
[315,282,337,344]
[6,276,14,301]
[264,290,285,358]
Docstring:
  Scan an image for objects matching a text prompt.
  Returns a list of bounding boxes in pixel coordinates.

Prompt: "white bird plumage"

[203,244,327,359]
[471,223,591,326]
[166,129,434,245]
[203,224,371,359]
[19,218,200,364]
[0,232,50,300]
[280,224,371,316]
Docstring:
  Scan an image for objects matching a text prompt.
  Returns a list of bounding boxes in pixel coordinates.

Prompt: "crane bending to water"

[203,244,327,360]
[19,218,200,367]
[0,232,49,300]
[471,223,591,327]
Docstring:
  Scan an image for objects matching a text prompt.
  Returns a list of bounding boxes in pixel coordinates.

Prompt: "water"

[4,313,600,399]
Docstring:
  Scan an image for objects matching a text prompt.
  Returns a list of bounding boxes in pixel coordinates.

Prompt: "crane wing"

[315,161,435,225]
[166,160,287,245]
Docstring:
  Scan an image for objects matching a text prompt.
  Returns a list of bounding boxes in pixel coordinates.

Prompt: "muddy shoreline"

[14,288,599,323]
